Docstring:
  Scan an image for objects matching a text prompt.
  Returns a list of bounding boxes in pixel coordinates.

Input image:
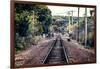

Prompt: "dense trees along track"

[42,36,69,64]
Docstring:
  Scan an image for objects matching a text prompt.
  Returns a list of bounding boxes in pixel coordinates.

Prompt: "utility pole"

[67,11,71,36]
[84,8,87,48]
[70,11,74,25]
[76,7,80,42]
[67,10,74,38]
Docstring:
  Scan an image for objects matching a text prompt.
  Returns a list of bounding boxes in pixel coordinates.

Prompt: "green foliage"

[15,3,34,13]
[35,6,52,34]
[65,16,94,48]
[15,3,52,52]
[79,17,94,47]
[15,5,33,36]
[87,31,94,47]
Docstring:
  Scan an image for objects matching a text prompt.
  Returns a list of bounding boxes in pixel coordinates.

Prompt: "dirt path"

[15,37,96,67]
[15,38,55,67]
[63,39,96,64]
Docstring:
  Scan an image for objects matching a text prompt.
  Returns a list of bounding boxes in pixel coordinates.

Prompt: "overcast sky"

[48,5,94,17]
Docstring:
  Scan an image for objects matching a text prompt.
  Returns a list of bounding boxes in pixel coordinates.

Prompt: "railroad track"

[42,36,69,64]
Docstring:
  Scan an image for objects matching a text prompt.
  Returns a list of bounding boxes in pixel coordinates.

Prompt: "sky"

[48,5,94,17]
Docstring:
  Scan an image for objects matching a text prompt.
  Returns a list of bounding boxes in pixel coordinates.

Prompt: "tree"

[15,4,35,37]
[15,3,52,51]
[36,6,52,34]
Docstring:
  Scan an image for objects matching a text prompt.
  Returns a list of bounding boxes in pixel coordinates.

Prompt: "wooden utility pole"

[68,11,71,35]
[84,8,87,47]
[70,11,74,25]
[77,7,80,42]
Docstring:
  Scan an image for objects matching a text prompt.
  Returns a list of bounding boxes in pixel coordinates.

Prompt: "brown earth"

[15,38,55,67]
[15,37,96,67]
[63,39,96,64]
